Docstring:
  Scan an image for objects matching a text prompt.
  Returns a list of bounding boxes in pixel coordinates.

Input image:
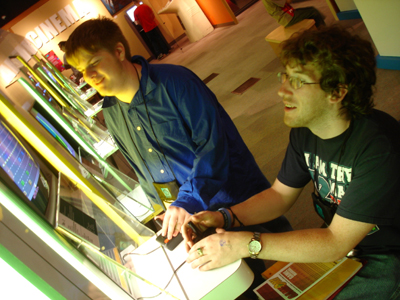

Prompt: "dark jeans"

[232,216,293,299]
[145,26,170,57]
[335,253,400,299]
[286,7,326,28]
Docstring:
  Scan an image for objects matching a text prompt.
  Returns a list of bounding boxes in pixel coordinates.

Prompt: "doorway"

[125,5,156,59]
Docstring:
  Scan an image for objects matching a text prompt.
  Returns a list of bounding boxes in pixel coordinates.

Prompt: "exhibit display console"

[0,112,172,299]
[0,101,254,299]
[0,94,156,241]
[0,27,255,300]
[158,0,214,42]
[1,81,161,224]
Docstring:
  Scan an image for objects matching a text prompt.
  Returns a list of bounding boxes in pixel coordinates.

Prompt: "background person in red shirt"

[132,0,170,60]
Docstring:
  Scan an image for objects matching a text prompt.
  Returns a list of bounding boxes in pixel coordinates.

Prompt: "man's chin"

[96,89,111,97]
[283,118,301,128]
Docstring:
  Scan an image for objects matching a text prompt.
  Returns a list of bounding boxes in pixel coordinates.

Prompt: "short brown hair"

[65,17,131,63]
[280,26,376,119]
[58,41,66,48]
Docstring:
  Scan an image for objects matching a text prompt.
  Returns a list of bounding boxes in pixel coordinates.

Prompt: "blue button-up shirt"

[102,56,270,213]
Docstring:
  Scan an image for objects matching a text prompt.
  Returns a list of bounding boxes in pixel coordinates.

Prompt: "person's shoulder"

[353,109,400,151]
[140,4,152,11]
[135,4,147,13]
[136,3,146,9]
[149,61,198,81]
[357,109,400,135]
[370,109,400,125]
[133,55,201,87]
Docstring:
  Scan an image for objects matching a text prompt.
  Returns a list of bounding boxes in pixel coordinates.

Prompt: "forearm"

[258,228,347,262]
[230,228,349,265]
[229,180,302,227]
[188,227,349,271]
[235,215,374,263]
[188,200,375,271]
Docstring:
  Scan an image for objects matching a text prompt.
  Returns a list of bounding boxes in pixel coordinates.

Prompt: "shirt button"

[137,126,141,131]
[160,169,165,174]
[148,148,153,152]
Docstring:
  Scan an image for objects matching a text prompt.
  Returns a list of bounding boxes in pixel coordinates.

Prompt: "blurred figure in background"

[131,0,170,60]
[261,0,325,28]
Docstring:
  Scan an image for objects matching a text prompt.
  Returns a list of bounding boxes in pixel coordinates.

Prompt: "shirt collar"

[102,55,156,108]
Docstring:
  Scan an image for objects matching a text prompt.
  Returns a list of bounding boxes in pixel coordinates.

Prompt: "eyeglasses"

[278,72,319,90]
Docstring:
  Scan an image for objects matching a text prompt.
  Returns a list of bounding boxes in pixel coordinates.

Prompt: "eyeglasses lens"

[291,78,302,89]
[278,73,304,89]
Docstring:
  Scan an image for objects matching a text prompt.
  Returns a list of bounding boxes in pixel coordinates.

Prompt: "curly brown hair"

[65,17,131,63]
[280,26,376,119]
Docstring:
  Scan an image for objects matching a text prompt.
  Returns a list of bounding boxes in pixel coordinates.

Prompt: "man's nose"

[278,81,292,98]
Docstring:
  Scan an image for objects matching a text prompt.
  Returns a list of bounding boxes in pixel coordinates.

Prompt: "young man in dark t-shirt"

[183,26,400,299]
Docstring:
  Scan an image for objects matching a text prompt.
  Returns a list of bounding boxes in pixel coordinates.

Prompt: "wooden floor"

[153,0,400,234]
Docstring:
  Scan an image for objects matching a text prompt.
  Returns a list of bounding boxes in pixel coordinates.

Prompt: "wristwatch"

[248,232,262,259]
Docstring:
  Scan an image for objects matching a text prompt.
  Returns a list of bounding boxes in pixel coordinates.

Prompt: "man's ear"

[329,84,348,103]
[115,42,126,61]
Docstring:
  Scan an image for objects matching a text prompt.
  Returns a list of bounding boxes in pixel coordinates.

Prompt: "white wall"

[354,0,400,57]
[335,0,356,11]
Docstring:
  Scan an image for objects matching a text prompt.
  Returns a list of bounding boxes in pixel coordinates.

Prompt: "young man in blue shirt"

[65,17,291,244]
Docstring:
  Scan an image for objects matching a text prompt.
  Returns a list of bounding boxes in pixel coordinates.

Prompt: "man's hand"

[182,210,225,252]
[186,229,251,271]
[155,206,191,240]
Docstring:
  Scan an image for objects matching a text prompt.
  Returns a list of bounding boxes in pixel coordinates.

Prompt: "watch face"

[249,240,261,254]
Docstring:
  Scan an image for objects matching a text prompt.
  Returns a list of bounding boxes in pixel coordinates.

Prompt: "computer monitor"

[0,116,159,298]
[0,117,58,225]
[0,116,98,247]
[30,108,76,158]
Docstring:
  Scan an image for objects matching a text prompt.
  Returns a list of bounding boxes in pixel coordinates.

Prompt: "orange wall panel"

[195,0,237,25]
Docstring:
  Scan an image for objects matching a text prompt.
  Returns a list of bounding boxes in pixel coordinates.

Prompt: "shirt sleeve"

[165,71,231,212]
[277,128,312,188]
[336,141,400,225]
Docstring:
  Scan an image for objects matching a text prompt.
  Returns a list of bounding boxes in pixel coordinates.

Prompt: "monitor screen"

[0,118,57,223]
[31,108,76,158]
[0,116,100,248]
[0,121,41,201]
